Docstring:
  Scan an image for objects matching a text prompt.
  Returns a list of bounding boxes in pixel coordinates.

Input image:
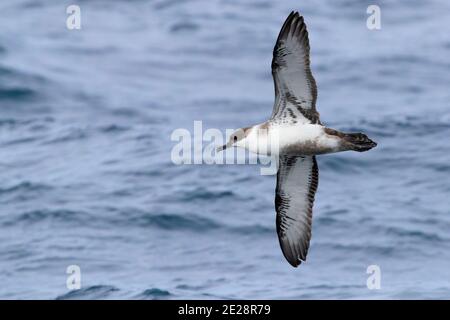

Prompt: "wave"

[0,87,35,101]
[385,226,445,242]
[175,188,235,201]
[0,182,53,206]
[0,181,51,195]
[2,209,91,227]
[42,128,88,144]
[0,65,47,103]
[122,212,221,231]
[2,204,274,235]
[135,288,172,300]
[55,285,119,300]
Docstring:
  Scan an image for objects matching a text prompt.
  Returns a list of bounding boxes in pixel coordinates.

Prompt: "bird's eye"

[233,136,238,142]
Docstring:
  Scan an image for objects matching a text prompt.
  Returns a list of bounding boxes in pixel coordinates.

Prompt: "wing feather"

[275,155,319,267]
[271,12,320,124]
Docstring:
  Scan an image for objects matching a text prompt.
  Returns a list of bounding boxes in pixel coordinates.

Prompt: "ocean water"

[1,0,450,299]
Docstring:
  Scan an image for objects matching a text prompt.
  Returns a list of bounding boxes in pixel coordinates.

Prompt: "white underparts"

[234,123,341,156]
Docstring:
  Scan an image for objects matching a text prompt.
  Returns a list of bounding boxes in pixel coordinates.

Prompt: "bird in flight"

[217,11,377,267]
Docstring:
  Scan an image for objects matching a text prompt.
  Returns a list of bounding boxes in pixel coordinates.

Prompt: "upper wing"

[275,155,319,267]
[271,11,320,124]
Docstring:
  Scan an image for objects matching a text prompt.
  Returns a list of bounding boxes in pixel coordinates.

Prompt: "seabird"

[217,11,377,267]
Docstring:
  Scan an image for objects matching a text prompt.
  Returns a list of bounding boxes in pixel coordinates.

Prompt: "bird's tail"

[343,132,377,152]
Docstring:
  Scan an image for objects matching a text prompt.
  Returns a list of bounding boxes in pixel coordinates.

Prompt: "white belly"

[242,123,341,156]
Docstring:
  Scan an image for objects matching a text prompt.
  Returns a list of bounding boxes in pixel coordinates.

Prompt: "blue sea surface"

[1,0,450,299]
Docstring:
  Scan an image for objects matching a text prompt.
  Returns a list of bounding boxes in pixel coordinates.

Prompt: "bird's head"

[216,127,251,152]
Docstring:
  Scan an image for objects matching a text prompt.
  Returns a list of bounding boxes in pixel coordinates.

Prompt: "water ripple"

[56,286,120,300]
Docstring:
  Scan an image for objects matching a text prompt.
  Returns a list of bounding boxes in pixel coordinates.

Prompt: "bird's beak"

[216,141,232,153]
[216,144,227,152]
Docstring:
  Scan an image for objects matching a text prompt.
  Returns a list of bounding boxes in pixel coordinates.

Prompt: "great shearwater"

[217,11,377,267]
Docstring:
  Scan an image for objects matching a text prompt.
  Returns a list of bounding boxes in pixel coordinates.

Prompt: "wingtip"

[286,255,305,268]
[290,11,303,18]
[279,237,309,268]
[292,11,305,25]
[282,248,306,268]
[288,259,301,268]
[281,11,306,37]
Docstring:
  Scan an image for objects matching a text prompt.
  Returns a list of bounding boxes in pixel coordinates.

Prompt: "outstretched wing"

[275,155,319,267]
[271,11,320,124]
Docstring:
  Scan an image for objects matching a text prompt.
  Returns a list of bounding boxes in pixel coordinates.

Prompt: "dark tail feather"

[344,133,377,152]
